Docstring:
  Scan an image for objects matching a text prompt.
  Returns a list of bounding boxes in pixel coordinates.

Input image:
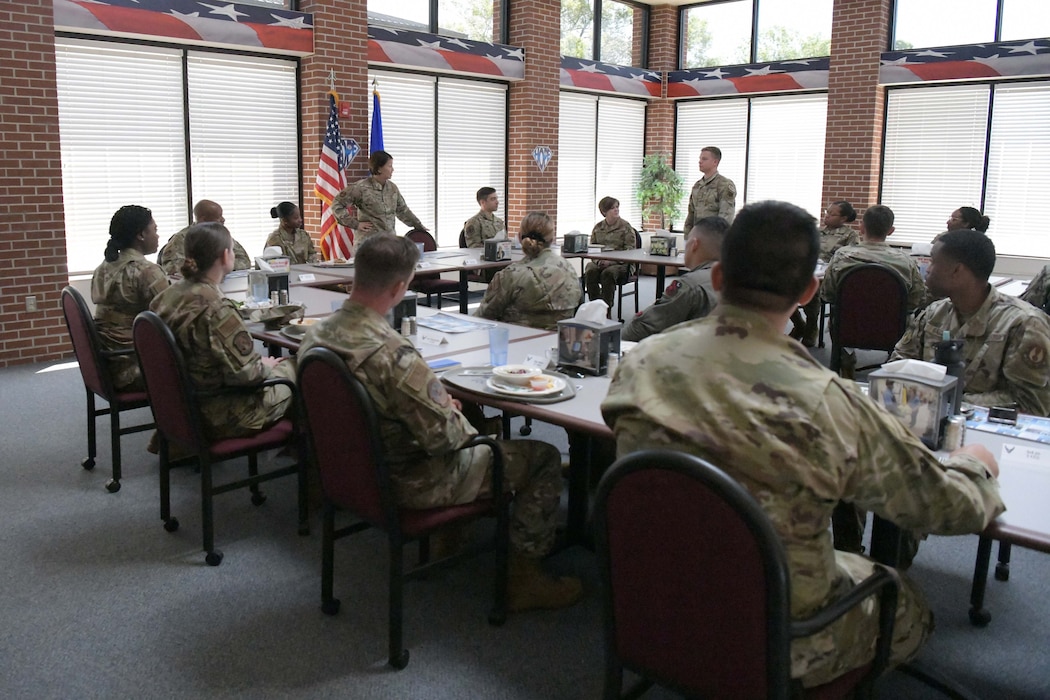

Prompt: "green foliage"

[753,26,831,62]
[561,0,594,58]
[893,39,915,51]
[637,154,685,230]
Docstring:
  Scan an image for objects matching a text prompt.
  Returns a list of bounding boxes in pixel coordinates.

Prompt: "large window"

[367,71,507,245]
[55,38,298,273]
[680,0,831,69]
[882,81,1050,259]
[557,93,646,236]
[369,0,502,43]
[562,0,648,67]
[893,0,1050,50]
[675,93,827,225]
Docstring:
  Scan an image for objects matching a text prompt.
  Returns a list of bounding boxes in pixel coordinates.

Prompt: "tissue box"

[386,292,418,331]
[868,368,958,450]
[484,240,512,262]
[649,235,677,256]
[259,255,290,273]
[556,318,622,376]
[562,233,590,253]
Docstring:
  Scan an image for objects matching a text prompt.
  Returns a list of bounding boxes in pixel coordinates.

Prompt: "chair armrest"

[460,435,504,499]
[197,377,298,399]
[100,347,137,358]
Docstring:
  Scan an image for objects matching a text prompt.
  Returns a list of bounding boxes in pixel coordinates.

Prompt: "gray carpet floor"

[2,276,1049,698]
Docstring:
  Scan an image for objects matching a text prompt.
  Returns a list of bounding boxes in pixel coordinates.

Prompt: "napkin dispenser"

[867,368,958,450]
[483,239,512,261]
[556,318,622,376]
[562,233,590,253]
[649,235,677,257]
[267,272,290,298]
[386,291,418,330]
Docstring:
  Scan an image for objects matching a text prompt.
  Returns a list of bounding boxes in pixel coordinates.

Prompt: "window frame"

[369,0,508,44]
[562,0,650,68]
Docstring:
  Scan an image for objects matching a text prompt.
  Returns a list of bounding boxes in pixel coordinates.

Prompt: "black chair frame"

[615,231,643,322]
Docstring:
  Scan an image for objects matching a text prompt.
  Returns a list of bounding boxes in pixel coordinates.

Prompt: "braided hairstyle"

[104,205,152,262]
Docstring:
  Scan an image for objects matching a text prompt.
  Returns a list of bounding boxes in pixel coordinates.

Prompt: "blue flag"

[370,83,384,154]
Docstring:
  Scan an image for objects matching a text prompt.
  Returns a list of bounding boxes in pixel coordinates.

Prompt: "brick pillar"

[507,0,561,231]
[641,4,678,231]
[299,0,369,246]
[821,0,892,217]
[0,1,69,366]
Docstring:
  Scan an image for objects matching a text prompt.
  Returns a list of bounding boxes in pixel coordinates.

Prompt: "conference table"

[562,246,685,302]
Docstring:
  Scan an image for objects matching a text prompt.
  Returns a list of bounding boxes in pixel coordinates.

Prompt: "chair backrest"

[61,285,114,399]
[132,311,206,450]
[831,263,909,352]
[458,229,467,249]
[594,450,792,700]
[297,347,397,529]
[406,229,437,252]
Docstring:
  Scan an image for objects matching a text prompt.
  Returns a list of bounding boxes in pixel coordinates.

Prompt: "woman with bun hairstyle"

[934,206,991,242]
[265,201,317,264]
[475,212,581,330]
[91,204,169,390]
[150,222,295,439]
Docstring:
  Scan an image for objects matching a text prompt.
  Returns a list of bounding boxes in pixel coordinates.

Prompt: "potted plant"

[637,153,685,231]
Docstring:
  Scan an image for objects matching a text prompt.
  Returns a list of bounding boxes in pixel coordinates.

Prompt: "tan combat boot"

[507,552,583,612]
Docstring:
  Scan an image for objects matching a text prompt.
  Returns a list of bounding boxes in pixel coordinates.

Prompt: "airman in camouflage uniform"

[585,198,637,308]
[92,249,169,391]
[792,202,860,346]
[158,200,251,276]
[821,242,927,311]
[265,227,317,265]
[463,210,505,248]
[475,248,582,330]
[331,177,424,243]
[682,146,736,231]
[150,279,295,439]
[1020,264,1050,312]
[818,223,859,262]
[603,201,1004,688]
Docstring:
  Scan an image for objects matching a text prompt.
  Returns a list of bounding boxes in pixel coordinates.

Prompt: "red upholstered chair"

[829,263,910,375]
[594,450,900,700]
[407,229,459,308]
[132,311,307,566]
[61,285,154,493]
[615,230,642,322]
[296,346,508,669]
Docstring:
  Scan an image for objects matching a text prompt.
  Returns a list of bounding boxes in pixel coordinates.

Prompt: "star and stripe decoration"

[560,57,662,97]
[879,39,1050,85]
[368,26,524,81]
[668,57,829,98]
[53,0,313,56]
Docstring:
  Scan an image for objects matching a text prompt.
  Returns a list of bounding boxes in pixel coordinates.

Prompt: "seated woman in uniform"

[475,212,581,331]
[584,196,637,309]
[91,204,169,391]
[150,222,296,440]
[933,206,990,242]
[265,201,318,264]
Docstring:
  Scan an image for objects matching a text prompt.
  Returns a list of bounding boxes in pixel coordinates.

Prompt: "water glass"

[489,327,509,366]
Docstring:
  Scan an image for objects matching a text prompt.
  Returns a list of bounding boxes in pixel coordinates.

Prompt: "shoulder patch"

[664,280,681,297]
[1024,342,1047,369]
[217,310,243,339]
[232,330,254,356]
[427,378,450,406]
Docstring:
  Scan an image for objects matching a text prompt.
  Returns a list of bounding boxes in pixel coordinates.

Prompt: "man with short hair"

[621,216,727,342]
[463,187,505,248]
[299,234,582,612]
[602,200,1003,689]
[682,146,736,231]
[157,200,251,276]
[892,228,1050,416]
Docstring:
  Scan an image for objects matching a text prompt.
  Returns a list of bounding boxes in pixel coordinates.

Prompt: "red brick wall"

[821,0,892,219]
[0,1,70,367]
[507,0,562,231]
[642,4,678,231]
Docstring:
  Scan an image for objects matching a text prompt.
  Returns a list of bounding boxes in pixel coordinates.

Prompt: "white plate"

[280,326,306,340]
[486,375,566,397]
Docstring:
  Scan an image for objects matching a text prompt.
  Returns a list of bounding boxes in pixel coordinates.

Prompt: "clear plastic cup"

[489,327,509,366]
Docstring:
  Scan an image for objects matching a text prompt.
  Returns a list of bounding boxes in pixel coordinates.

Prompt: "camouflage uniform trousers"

[202,359,296,441]
[394,439,562,558]
[585,262,631,308]
[798,551,932,688]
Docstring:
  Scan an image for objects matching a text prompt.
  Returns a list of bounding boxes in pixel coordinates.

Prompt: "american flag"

[315,93,354,261]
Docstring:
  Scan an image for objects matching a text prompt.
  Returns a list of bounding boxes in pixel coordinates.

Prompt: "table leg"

[566,431,592,547]
[459,271,469,314]
[655,265,667,301]
[969,535,993,626]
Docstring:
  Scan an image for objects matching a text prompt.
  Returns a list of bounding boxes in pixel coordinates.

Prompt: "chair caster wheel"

[322,599,341,616]
[105,479,120,493]
[969,608,991,627]
[205,550,224,566]
[519,425,532,436]
[488,611,507,626]
[389,649,410,670]
[82,457,95,470]
[994,564,1010,581]
[163,518,180,533]
[251,492,267,506]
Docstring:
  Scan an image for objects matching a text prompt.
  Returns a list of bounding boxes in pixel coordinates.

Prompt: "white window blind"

[187,53,299,260]
[984,82,1050,259]
[747,93,827,218]
[881,85,989,245]
[558,92,599,236]
[674,99,748,229]
[368,71,436,236]
[55,39,187,273]
[596,99,645,230]
[437,78,507,246]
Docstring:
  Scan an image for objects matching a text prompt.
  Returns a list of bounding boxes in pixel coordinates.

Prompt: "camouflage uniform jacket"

[589,218,637,251]
[621,261,717,342]
[463,210,505,248]
[1020,264,1050,312]
[818,224,859,262]
[150,280,283,436]
[159,226,251,277]
[474,248,583,330]
[683,172,736,231]
[331,176,424,243]
[602,303,1004,681]
[891,286,1050,416]
[91,249,169,390]
[820,241,928,311]
[265,226,317,264]
[299,301,488,508]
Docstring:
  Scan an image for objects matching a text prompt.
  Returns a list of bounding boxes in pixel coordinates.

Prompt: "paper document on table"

[416,313,497,334]
[967,407,1050,445]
